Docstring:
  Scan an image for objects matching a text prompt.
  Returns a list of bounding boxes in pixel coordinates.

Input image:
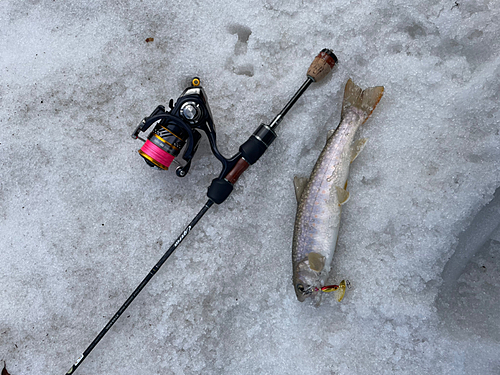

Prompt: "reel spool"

[138,121,188,170]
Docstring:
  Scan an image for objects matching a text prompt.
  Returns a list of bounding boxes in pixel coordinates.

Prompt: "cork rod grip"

[306,49,338,82]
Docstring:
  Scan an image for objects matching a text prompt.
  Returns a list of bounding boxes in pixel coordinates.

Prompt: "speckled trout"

[292,79,384,304]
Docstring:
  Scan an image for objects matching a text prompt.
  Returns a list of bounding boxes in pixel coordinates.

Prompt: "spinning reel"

[132,77,278,204]
[131,77,218,178]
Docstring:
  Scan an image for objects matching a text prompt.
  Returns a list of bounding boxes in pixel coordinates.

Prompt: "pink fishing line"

[140,140,175,168]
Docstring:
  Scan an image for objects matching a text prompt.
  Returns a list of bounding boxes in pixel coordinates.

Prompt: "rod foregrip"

[239,124,277,163]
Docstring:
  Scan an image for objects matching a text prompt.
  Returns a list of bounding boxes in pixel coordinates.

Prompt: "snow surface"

[1,0,499,374]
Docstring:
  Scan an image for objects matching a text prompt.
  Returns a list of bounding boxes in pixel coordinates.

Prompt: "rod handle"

[225,158,250,184]
[207,123,277,205]
[206,157,250,205]
[306,49,338,82]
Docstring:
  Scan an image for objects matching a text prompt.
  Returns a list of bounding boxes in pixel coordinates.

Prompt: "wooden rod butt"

[307,49,338,82]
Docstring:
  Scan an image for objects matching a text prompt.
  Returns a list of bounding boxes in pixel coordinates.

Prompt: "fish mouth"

[294,284,318,302]
[295,291,307,302]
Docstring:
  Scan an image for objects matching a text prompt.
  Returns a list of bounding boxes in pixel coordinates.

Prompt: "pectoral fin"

[335,186,350,205]
[293,176,309,202]
[351,138,368,162]
[308,252,325,272]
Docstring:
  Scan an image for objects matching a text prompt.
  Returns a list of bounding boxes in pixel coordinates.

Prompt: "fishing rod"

[65,49,337,374]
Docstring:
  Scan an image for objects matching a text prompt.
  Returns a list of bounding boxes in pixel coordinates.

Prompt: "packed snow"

[1,0,499,374]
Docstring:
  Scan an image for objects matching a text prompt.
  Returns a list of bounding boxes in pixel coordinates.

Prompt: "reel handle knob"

[306,49,338,82]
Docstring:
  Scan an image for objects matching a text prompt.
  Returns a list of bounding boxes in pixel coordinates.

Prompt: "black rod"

[64,49,336,374]
[268,77,313,130]
[65,200,214,374]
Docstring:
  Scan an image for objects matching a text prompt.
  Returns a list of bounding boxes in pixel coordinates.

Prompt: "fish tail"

[341,79,384,123]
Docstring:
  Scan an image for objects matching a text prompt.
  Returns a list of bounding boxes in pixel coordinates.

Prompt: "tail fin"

[341,79,384,123]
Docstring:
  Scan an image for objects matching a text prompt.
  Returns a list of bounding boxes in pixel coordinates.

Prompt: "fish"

[292,79,384,304]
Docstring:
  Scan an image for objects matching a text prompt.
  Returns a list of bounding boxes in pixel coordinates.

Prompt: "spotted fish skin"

[292,79,384,304]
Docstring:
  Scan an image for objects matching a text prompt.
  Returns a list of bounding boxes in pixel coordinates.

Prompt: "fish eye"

[297,284,305,292]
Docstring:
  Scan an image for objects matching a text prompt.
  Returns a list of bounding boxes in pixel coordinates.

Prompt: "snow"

[1,0,499,374]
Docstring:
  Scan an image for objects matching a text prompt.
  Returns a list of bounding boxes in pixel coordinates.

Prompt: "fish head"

[294,281,321,303]
[294,261,322,303]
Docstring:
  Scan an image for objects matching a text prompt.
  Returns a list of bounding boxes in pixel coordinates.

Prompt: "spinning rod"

[65,49,337,374]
